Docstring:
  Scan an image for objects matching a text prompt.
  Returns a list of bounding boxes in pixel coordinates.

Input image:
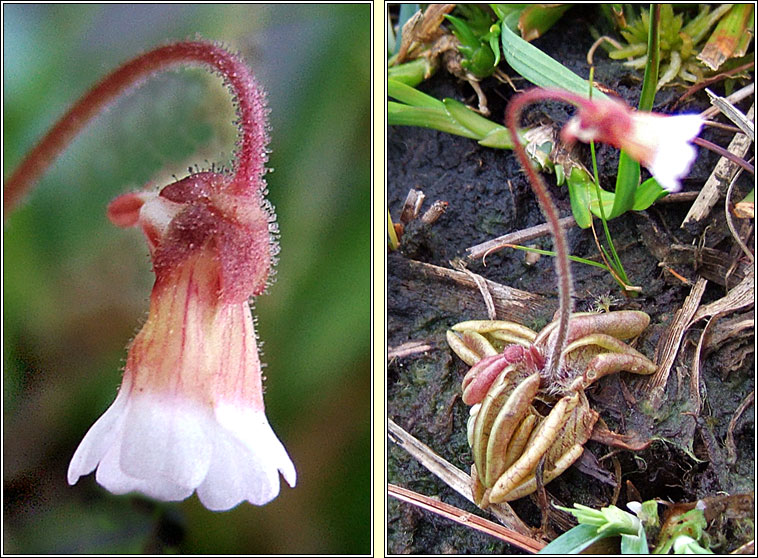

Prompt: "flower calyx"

[107,171,276,303]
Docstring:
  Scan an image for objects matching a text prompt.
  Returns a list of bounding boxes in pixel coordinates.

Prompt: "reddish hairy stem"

[4,40,267,218]
[505,88,592,377]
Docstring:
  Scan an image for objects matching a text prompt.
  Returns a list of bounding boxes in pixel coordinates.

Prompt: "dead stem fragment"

[725,390,754,466]
[691,267,754,324]
[394,4,455,63]
[400,189,425,224]
[466,216,576,263]
[646,278,707,409]
[388,341,434,361]
[421,200,449,224]
[388,419,533,536]
[705,88,755,138]
[452,259,497,319]
[689,312,729,416]
[388,484,545,553]
[724,168,754,264]
[405,259,550,323]
[704,314,754,352]
[732,540,755,555]
[682,104,754,229]
[590,425,652,452]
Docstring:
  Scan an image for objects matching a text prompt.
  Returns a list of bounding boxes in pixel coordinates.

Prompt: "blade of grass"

[682,4,733,45]
[499,11,609,100]
[388,79,518,146]
[479,127,516,148]
[609,154,641,219]
[443,98,508,139]
[584,65,631,291]
[697,4,755,70]
[590,138,630,288]
[517,4,571,42]
[388,78,444,108]
[609,3,660,219]
[619,522,649,554]
[388,79,506,140]
[388,102,481,138]
[388,58,434,86]
[490,4,528,22]
[465,215,576,262]
[537,524,609,554]
[501,243,612,271]
[388,210,399,250]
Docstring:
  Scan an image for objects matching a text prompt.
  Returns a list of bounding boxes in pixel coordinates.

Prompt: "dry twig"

[387,418,533,536]
[725,391,754,466]
[452,259,497,319]
[683,104,754,228]
[403,259,550,323]
[691,267,754,324]
[465,216,576,264]
[388,341,434,361]
[388,484,545,553]
[645,278,708,409]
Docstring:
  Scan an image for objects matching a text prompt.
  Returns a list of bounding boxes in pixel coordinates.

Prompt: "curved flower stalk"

[506,87,703,376]
[4,41,296,510]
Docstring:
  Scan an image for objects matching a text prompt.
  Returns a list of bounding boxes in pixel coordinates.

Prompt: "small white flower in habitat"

[561,97,704,192]
[629,112,704,192]
[67,173,296,511]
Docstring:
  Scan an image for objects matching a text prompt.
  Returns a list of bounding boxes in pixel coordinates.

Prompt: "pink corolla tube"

[67,173,296,512]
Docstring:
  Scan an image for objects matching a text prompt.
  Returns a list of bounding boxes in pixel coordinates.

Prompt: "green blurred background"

[3,4,370,554]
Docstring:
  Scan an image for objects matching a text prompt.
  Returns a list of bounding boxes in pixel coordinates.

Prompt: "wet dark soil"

[387,6,754,554]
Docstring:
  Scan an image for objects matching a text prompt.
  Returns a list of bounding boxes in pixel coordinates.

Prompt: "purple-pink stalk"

[504,89,586,379]
[5,41,267,216]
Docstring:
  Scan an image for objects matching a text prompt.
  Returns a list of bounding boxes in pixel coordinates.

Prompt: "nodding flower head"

[67,172,295,511]
[560,96,704,192]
